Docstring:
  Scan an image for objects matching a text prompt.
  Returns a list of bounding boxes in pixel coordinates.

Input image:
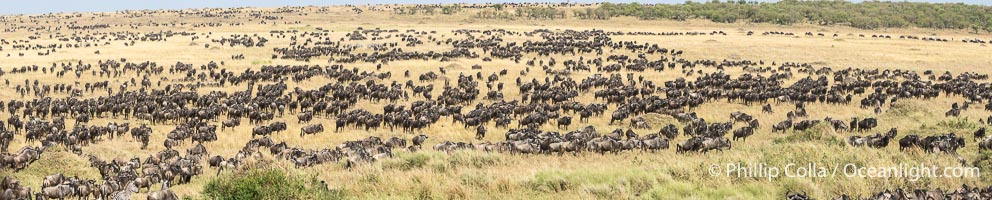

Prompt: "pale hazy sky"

[1,0,989,15]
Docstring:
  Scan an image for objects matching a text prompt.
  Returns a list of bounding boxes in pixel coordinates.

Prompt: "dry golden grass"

[0,4,991,199]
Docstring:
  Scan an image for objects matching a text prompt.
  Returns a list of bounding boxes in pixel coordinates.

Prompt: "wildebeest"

[917,133,966,153]
[41,174,64,188]
[208,155,224,168]
[639,136,669,152]
[677,136,730,153]
[630,116,651,129]
[252,125,272,138]
[550,141,584,156]
[40,184,74,200]
[732,126,754,141]
[945,108,961,117]
[297,111,314,123]
[384,137,407,149]
[980,137,992,150]
[848,130,896,148]
[975,127,986,141]
[792,120,820,131]
[476,125,486,140]
[856,118,877,132]
[824,117,848,132]
[412,135,428,147]
[147,181,178,200]
[730,111,752,123]
[557,116,571,130]
[300,124,325,137]
[899,135,920,151]
[659,124,678,139]
[584,136,620,154]
[221,118,240,131]
[772,120,792,133]
[762,104,773,113]
[785,192,810,200]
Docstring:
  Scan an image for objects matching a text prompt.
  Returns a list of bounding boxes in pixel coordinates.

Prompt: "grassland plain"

[0,4,991,200]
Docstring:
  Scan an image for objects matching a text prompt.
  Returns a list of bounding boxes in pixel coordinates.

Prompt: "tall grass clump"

[773,124,843,146]
[380,152,431,171]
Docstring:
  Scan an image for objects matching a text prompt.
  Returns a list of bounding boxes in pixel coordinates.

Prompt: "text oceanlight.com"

[708,162,980,181]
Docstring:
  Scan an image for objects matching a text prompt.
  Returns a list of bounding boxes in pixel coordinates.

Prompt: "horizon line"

[2,0,990,16]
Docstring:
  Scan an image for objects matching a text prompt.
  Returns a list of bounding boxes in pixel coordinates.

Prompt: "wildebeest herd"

[0,4,990,199]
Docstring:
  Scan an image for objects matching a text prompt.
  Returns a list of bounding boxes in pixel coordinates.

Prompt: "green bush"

[202,169,345,200]
[936,118,976,130]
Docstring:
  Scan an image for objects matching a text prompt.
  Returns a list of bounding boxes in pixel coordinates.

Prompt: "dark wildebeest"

[476,125,486,140]
[762,104,773,113]
[732,126,754,141]
[412,135,428,147]
[785,192,810,200]
[557,116,572,130]
[945,108,961,117]
[975,127,986,141]
[385,137,406,149]
[980,137,992,151]
[300,124,324,137]
[700,137,732,153]
[772,120,792,133]
[849,131,896,148]
[659,124,678,139]
[639,137,669,152]
[899,135,920,151]
[208,156,224,168]
[857,118,877,132]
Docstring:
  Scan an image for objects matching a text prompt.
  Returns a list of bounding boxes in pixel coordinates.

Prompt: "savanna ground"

[1,3,991,199]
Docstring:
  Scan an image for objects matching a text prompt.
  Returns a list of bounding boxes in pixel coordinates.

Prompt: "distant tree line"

[393,5,462,15]
[476,9,516,20]
[591,1,992,32]
[515,7,567,20]
[476,5,566,20]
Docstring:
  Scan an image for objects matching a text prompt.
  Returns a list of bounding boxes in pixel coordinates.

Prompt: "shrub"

[936,118,976,130]
[202,168,344,200]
